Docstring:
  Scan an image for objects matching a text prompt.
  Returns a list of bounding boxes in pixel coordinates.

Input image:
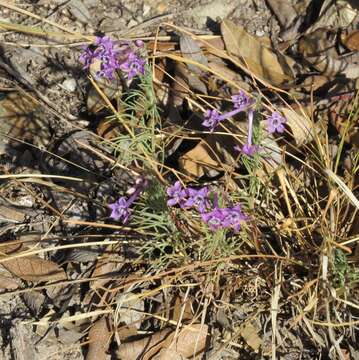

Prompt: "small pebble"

[62,78,77,92]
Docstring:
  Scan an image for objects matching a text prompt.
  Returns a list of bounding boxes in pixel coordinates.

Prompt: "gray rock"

[62,78,77,92]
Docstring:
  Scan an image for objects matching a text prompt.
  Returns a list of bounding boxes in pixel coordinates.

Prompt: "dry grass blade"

[326,169,359,210]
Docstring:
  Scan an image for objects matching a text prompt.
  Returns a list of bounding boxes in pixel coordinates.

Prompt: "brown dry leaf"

[0,92,50,151]
[117,324,208,360]
[239,322,262,351]
[96,117,120,140]
[208,61,250,90]
[0,205,26,223]
[342,30,359,51]
[171,295,193,323]
[307,0,357,33]
[221,20,295,86]
[299,75,329,92]
[153,348,188,360]
[299,28,359,78]
[178,140,222,178]
[266,0,300,27]
[281,106,320,147]
[2,250,66,282]
[91,256,123,290]
[117,327,172,359]
[0,274,19,291]
[180,34,208,75]
[86,317,112,360]
[87,84,122,115]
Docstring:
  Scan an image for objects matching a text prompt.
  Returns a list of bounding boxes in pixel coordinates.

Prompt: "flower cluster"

[79,36,145,80]
[167,181,247,232]
[201,204,247,232]
[108,177,148,223]
[202,90,253,132]
[166,181,210,213]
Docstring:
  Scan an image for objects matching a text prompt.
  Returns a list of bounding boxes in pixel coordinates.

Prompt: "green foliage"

[200,227,246,261]
[107,64,164,165]
[332,249,358,288]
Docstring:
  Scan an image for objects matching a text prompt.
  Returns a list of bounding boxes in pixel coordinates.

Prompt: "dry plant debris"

[0,0,358,359]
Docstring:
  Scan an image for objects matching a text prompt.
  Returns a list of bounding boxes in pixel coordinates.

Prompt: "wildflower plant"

[202,90,254,132]
[166,181,248,233]
[79,36,146,80]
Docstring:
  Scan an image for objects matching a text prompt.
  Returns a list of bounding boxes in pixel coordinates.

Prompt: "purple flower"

[231,91,254,111]
[202,109,221,132]
[184,187,210,213]
[108,197,131,223]
[202,204,247,232]
[120,52,146,80]
[108,177,147,223]
[266,112,286,134]
[80,36,146,81]
[201,208,226,230]
[202,94,254,132]
[79,46,95,69]
[241,144,258,156]
[79,36,120,80]
[167,181,187,207]
[221,205,247,232]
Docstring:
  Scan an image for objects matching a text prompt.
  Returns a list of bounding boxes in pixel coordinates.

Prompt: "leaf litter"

[0,0,358,359]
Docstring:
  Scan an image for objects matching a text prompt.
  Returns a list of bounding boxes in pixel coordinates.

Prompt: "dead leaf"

[299,28,359,78]
[171,295,193,323]
[327,94,359,147]
[281,106,320,147]
[117,327,172,359]
[0,92,50,152]
[178,140,221,178]
[221,20,295,86]
[22,291,45,314]
[1,246,66,282]
[180,34,208,74]
[0,275,19,291]
[91,256,123,290]
[86,317,112,360]
[306,0,358,33]
[208,61,250,90]
[116,291,145,329]
[299,75,329,92]
[117,324,208,360]
[96,117,120,140]
[153,348,188,360]
[239,322,262,351]
[0,205,26,223]
[266,0,300,27]
[87,82,122,115]
[341,30,359,51]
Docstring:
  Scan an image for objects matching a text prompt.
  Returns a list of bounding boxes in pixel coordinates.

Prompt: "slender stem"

[247,109,254,147]
[218,107,242,121]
